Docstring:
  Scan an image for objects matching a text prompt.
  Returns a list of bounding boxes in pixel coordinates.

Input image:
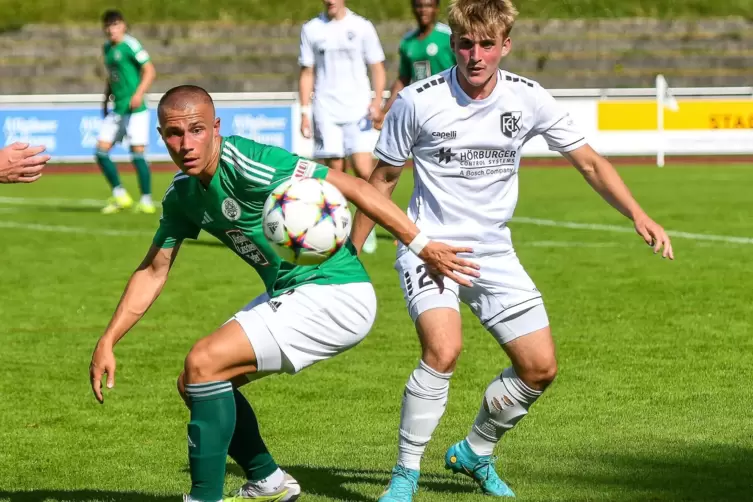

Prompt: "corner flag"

[656,74,679,167]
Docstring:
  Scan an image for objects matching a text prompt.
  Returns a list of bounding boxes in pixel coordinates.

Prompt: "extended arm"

[89,243,182,402]
[325,168,479,287]
[348,160,402,250]
[564,145,674,259]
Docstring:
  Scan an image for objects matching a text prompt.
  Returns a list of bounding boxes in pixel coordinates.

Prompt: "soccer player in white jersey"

[350,0,674,499]
[298,0,386,253]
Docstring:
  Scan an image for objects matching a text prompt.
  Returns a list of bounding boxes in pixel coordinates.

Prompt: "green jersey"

[398,22,455,83]
[154,135,370,297]
[103,34,151,114]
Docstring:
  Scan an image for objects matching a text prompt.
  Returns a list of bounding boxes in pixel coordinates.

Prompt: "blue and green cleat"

[378,465,420,502]
[444,440,515,497]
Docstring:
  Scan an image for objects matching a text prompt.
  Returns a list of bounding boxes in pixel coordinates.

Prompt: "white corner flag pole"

[656,74,666,168]
[656,74,679,168]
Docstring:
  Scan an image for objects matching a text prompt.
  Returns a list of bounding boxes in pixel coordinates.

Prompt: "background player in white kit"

[350,0,675,499]
[298,0,386,253]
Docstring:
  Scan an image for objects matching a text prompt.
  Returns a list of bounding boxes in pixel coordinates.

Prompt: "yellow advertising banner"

[598,99,753,131]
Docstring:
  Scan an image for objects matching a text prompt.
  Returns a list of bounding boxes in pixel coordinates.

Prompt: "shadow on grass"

[180,463,474,502]
[4,443,749,501]
[541,441,753,501]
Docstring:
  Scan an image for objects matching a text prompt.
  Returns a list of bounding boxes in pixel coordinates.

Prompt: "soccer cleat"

[134,201,157,214]
[378,465,419,502]
[227,471,300,501]
[445,440,515,497]
[182,495,220,502]
[101,193,134,214]
[362,228,378,254]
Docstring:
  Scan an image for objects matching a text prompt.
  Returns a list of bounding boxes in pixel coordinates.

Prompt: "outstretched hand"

[90,340,117,404]
[634,215,674,260]
[418,241,480,291]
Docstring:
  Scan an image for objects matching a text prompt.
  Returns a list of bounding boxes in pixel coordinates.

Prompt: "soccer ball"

[262,177,352,265]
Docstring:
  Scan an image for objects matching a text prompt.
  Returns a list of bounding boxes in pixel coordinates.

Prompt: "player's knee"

[96,142,112,154]
[421,343,461,373]
[130,146,145,155]
[184,340,217,384]
[517,356,557,391]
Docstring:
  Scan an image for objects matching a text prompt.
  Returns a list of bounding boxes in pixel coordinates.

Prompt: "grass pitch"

[0,163,752,501]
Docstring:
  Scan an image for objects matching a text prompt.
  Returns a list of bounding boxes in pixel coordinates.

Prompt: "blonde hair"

[448,0,518,40]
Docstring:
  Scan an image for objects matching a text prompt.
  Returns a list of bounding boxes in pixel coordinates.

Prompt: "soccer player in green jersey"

[375,0,455,130]
[97,10,157,215]
[89,85,479,502]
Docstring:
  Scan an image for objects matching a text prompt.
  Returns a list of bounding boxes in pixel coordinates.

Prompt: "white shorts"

[395,250,548,344]
[312,113,374,159]
[231,282,376,374]
[97,110,150,147]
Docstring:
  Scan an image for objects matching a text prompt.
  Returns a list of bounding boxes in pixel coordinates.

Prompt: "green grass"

[2,0,753,26]
[1,163,753,501]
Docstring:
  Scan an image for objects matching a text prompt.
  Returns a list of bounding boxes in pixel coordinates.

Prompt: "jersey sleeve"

[374,92,418,167]
[298,24,315,67]
[362,21,385,65]
[229,136,328,187]
[124,37,151,66]
[527,86,587,153]
[152,187,200,249]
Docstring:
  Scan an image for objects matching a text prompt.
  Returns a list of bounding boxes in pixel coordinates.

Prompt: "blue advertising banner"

[0,104,293,162]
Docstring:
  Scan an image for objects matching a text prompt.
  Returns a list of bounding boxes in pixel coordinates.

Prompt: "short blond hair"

[448,0,518,40]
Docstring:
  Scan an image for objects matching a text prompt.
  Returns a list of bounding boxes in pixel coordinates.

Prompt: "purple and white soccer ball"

[262,177,352,265]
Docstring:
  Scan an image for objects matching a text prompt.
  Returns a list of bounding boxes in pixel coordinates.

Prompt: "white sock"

[465,367,542,457]
[112,186,127,198]
[255,467,285,490]
[140,194,153,205]
[397,360,452,470]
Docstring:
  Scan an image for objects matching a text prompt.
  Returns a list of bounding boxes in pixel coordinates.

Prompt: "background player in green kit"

[88,85,479,502]
[375,0,455,130]
[97,10,157,215]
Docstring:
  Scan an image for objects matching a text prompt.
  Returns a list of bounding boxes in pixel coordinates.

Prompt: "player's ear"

[213,117,221,135]
[500,37,512,57]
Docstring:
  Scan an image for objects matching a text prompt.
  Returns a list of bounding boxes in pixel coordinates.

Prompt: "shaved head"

[157,84,221,179]
[158,85,215,125]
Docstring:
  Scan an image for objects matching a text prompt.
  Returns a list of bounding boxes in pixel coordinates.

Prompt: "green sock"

[131,152,151,196]
[95,149,121,189]
[185,381,236,502]
[228,389,279,482]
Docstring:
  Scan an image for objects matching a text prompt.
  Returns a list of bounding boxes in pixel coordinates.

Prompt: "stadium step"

[1,17,752,94]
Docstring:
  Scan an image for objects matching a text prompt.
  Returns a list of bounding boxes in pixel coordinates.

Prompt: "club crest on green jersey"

[222,197,242,221]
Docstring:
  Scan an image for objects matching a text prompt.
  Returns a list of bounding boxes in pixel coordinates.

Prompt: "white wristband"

[408,232,430,256]
[300,105,311,115]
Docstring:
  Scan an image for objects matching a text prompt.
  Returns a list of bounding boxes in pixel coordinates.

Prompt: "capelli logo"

[431,131,457,140]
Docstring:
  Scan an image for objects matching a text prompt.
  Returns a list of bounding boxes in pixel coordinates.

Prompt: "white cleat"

[231,471,301,501]
[183,495,221,502]
[362,228,378,254]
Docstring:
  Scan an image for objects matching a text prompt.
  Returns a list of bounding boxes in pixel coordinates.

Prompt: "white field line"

[512,217,753,245]
[1,195,751,245]
[0,196,161,208]
[522,240,620,248]
[0,220,152,237]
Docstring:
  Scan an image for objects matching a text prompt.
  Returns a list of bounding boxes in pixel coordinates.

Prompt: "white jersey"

[299,9,385,123]
[375,67,587,255]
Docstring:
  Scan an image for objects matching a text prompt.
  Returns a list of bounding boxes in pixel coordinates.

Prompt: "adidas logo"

[187,434,196,448]
[267,222,279,233]
[202,212,213,225]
